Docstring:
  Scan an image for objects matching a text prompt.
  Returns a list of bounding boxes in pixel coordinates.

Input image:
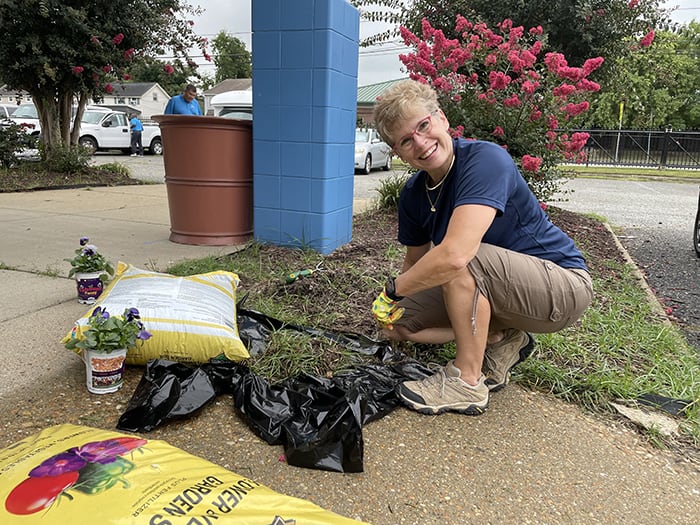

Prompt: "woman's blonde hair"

[372,79,440,147]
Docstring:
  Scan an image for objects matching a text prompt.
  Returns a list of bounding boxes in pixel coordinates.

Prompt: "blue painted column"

[251,0,359,254]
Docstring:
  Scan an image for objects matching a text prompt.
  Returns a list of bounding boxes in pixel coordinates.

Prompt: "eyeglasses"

[393,109,439,154]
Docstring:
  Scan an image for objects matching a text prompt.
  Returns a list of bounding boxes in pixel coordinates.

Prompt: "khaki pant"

[395,243,594,335]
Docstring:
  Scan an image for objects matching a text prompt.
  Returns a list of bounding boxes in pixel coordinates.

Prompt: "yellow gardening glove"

[372,289,405,330]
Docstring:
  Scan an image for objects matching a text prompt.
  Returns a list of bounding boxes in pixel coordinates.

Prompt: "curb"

[603,221,673,326]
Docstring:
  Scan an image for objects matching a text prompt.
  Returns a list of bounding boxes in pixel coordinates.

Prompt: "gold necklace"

[426,180,446,212]
[425,155,455,212]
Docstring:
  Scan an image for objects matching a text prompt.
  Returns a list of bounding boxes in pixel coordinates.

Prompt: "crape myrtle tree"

[399,16,605,200]
[0,0,209,159]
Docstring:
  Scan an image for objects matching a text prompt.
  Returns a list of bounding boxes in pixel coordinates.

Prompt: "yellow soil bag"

[0,424,370,525]
[62,262,249,365]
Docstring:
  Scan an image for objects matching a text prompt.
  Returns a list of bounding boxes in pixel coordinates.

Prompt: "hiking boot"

[482,329,535,392]
[398,361,489,415]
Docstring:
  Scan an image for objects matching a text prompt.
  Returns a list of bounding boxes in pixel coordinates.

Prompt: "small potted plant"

[65,236,115,304]
[64,306,152,394]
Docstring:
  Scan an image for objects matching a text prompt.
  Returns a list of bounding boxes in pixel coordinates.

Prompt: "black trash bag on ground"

[117,360,222,432]
[117,309,433,472]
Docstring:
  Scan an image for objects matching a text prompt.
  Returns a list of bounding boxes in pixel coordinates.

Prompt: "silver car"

[354,128,392,174]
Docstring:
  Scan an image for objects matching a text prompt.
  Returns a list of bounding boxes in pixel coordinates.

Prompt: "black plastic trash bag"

[117,308,432,472]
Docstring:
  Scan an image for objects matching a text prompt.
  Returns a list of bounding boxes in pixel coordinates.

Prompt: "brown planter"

[153,115,253,246]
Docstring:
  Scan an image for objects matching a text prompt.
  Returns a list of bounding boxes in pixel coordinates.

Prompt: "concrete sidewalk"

[1,183,699,524]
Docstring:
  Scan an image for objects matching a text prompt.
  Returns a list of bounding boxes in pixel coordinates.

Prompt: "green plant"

[64,237,114,279]
[95,162,130,177]
[0,123,35,168]
[64,306,152,353]
[40,144,91,173]
[375,172,410,210]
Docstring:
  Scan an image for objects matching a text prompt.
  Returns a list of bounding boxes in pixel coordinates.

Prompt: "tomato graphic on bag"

[3,436,147,516]
[5,471,79,515]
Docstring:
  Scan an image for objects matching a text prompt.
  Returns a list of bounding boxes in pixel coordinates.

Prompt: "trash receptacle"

[153,115,253,246]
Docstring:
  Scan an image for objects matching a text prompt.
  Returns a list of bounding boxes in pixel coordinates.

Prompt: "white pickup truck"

[78,107,163,155]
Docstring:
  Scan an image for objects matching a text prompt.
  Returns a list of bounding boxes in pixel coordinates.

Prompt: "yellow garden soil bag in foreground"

[62,262,249,365]
[0,424,371,525]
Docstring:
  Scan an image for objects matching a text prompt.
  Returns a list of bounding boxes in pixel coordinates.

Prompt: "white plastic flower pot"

[82,348,127,394]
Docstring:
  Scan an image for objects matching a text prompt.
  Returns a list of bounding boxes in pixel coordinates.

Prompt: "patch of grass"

[515,261,700,445]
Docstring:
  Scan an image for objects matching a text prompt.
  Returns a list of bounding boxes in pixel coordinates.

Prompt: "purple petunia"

[29,451,87,477]
[74,439,129,464]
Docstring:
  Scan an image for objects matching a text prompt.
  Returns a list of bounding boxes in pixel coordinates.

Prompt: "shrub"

[399,17,604,201]
[0,123,35,168]
[40,143,92,173]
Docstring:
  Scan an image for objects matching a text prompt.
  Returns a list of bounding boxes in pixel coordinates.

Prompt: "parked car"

[7,103,41,136]
[0,104,17,120]
[354,128,391,174]
[78,107,162,155]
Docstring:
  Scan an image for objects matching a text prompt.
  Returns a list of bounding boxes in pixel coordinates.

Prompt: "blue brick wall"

[252,0,359,254]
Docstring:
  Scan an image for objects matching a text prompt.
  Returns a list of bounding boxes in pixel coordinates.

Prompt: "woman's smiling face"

[390,107,453,176]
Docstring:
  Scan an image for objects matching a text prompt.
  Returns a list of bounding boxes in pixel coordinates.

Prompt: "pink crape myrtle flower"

[112,33,124,45]
[71,66,84,75]
[104,84,114,93]
[163,64,175,75]
[522,155,542,173]
[640,31,655,48]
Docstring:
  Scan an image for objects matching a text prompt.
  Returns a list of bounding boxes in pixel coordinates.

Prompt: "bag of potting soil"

[63,262,249,365]
[0,424,371,525]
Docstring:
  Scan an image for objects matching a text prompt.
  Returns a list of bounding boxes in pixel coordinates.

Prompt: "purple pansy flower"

[79,236,90,246]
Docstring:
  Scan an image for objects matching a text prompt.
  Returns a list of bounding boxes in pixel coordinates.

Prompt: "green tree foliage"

[585,24,700,130]
[0,0,208,158]
[127,57,198,96]
[211,31,252,83]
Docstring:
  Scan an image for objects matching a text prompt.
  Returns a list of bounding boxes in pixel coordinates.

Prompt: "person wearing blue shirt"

[164,84,202,115]
[129,113,144,156]
[371,79,593,416]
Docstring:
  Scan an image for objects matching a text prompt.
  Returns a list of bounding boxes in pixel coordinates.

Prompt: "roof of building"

[204,78,252,96]
[357,78,408,105]
[108,82,163,96]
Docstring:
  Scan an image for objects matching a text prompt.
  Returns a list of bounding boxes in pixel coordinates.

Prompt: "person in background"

[129,113,144,157]
[164,84,202,115]
[371,79,594,416]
